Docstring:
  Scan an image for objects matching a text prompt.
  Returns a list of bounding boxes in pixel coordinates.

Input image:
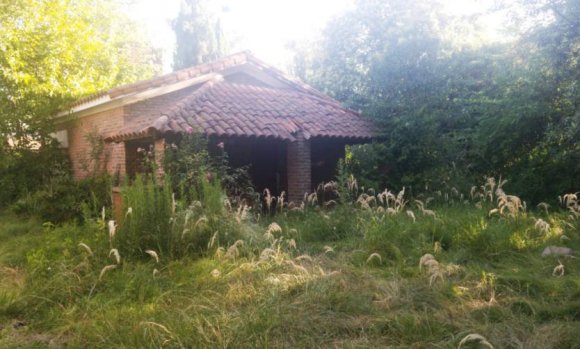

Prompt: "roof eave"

[54,73,221,125]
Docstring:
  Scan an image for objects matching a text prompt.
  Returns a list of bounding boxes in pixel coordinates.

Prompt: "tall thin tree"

[172,0,227,70]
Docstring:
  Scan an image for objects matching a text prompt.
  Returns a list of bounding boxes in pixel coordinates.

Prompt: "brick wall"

[63,106,126,180]
[287,131,311,203]
[62,87,197,181]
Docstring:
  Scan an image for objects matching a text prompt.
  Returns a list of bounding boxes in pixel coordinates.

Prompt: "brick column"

[106,142,126,181]
[287,132,311,204]
[154,137,166,182]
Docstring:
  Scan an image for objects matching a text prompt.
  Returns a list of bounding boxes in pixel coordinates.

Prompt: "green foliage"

[1,192,579,347]
[0,0,159,149]
[164,134,212,199]
[0,141,68,206]
[0,0,160,208]
[296,0,579,204]
[11,175,111,223]
[171,0,227,70]
[118,176,174,257]
[118,174,243,260]
[164,134,256,205]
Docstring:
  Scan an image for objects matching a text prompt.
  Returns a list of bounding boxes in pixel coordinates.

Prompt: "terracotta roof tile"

[107,80,374,142]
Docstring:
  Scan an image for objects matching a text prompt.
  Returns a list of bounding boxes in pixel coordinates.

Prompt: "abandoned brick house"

[53,52,374,202]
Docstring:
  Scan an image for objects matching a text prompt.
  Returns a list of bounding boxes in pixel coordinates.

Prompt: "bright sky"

[126,0,507,74]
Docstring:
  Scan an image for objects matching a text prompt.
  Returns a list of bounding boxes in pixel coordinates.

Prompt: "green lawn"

[1,200,579,348]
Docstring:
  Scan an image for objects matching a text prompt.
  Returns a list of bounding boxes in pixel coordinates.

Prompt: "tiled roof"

[71,51,332,108]
[70,52,249,107]
[106,78,374,142]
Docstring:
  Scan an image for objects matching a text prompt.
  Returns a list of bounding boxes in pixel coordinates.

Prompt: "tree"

[0,0,160,150]
[0,0,160,204]
[295,0,578,201]
[171,0,227,70]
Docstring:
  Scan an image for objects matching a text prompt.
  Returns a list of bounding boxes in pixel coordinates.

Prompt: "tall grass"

[118,176,173,257]
[0,176,578,348]
[118,175,243,260]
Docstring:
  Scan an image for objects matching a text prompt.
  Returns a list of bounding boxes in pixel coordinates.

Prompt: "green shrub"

[117,175,243,260]
[10,175,111,223]
[117,176,173,257]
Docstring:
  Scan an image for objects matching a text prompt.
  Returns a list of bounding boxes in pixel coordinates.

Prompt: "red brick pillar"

[287,132,311,204]
[154,137,166,182]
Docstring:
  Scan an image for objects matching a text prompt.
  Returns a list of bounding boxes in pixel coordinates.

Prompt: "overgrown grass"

[1,185,579,348]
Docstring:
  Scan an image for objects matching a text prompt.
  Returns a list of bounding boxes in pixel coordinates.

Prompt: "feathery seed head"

[99,264,117,280]
[108,220,116,239]
[366,253,382,264]
[145,249,159,263]
[78,242,93,257]
[109,248,121,264]
[458,333,494,349]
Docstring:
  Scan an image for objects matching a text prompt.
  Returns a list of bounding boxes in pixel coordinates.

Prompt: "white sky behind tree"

[125,0,512,74]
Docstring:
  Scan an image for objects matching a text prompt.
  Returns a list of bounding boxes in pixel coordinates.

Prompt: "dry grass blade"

[366,253,382,264]
[421,208,436,218]
[433,241,442,254]
[534,218,550,233]
[260,248,276,261]
[140,321,173,336]
[552,260,565,277]
[414,199,425,210]
[109,249,121,264]
[236,204,251,224]
[323,245,334,254]
[145,249,160,263]
[223,198,232,211]
[458,333,494,349]
[563,193,577,207]
[537,202,549,214]
[267,222,282,235]
[108,220,116,239]
[225,240,244,260]
[277,191,286,212]
[171,192,177,216]
[423,259,440,273]
[470,186,477,199]
[207,231,219,249]
[419,254,436,270]
[295,254,313,262]
[99,264,117,280]
[406,210,416,223]
[78,242,93,257]
[263,188,274,212]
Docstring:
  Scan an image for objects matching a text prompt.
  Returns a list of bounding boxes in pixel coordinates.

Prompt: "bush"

[164,133,257,207]
[0,142,69,207]
[10,176,111,223]
[117,175,243,260]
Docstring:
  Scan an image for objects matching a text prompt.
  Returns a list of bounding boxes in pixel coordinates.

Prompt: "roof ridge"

[69,51,249,108]
[244,54,338,103]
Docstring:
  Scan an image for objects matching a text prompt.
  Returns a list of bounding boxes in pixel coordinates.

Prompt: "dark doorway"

[220,137,287,196]
[125,139,154,179]
[311,138,346,187]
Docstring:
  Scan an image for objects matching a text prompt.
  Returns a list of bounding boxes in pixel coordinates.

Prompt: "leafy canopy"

[295,0,579,202]
[0,0,159,149]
